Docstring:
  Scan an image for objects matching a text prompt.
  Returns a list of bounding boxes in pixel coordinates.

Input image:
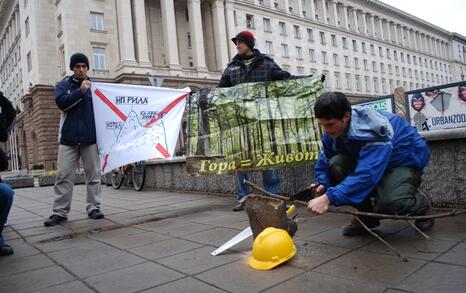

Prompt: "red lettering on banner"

[145,93,188,127]
[156,143,170,158]
[94,88,128,121]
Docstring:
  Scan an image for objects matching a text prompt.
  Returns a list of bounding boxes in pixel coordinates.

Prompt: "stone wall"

[141,136,466,209]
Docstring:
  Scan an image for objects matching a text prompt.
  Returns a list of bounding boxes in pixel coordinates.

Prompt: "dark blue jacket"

[314,107,430,206]
[218,49,291,87]
[55,76,96,145]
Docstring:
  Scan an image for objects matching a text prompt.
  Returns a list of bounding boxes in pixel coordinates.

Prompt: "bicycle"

[110,161,146,191]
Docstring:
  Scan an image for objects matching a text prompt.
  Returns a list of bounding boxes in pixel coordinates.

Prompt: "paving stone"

[63,218,116,233]
[135,218,215,237]
[48,242,122,264]
[0,265,75,293]
[16,224,73,237]
[142,277,226,292]
[33,235,96,253]
[290,239,350,271]
[0,239,41,258]
[435,240,466,266]
[195,258,304,293]
[58,250,146,278]
[92,231,170,250]
[396,262,466,292]
[86,262,184,293]
[396,215,466,242]
[157,246,242,275]
[263,271,386,293]
[179,227,245,247]
[314,250,426,287]
[0,253,54,277]
[306,228,375,249]
[33,280,94,293]
[361,234,457,261]
[128,238,203,260]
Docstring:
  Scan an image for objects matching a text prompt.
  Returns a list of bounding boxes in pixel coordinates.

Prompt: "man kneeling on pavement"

[307,92,434,236]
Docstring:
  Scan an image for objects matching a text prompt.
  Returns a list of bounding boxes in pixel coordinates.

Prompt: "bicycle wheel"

[131,161,146,191]
[111,167,125,189]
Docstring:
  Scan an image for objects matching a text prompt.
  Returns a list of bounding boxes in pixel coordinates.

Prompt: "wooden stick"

[408,221,430,240]
[355,216,408,262]
[244,180,466,220]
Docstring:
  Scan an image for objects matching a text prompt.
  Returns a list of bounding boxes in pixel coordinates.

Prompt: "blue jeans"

[236,169,280,202]
[0,183,14,246]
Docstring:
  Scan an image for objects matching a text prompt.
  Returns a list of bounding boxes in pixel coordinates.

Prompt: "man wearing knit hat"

[219,31,291,211]
[44,52,103,226]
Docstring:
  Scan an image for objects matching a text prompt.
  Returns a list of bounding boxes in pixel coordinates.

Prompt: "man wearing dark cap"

[44,52,104,226]
[219,31,291,211]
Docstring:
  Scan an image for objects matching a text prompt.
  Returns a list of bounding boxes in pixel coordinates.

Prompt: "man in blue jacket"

[307,92,433,236]
[218,31,291,211]
[44,53,103,226]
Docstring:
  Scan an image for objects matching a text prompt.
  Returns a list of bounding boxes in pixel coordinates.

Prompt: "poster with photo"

[406,82,466,132]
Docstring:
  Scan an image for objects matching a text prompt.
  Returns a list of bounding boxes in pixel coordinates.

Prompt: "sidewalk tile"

[179,227,244,247]
[0,253,54,277]
[33,280,94,293]
[128,238,203,260]
[435,240,466,266]
[91,231,170,250]
[142,277,226,293]
[306,228,375,249]
[289,239,350,271]
[135,218,215,237]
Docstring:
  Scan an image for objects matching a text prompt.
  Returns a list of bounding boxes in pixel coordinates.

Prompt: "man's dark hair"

[314,92,351,120]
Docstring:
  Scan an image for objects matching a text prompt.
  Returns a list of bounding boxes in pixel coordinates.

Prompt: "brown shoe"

[342,217,380,236]
[414,191,435,232]
[232,204,244,212]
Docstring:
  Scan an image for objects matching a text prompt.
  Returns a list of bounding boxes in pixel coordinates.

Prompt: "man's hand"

[81,80,91,93]
[307,194,330,215]
[310,183,325,197]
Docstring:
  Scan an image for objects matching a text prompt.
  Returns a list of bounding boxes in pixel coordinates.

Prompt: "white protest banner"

[91,82,190,174]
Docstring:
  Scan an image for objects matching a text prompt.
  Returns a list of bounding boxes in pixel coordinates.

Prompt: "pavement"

[1,185,466,293]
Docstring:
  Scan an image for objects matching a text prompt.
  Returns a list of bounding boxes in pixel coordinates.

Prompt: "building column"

[132,0,151,65]
[332,0,338,26]
[309,0,316,20]
[370,15,376,37]
[413,31,418,51]
[361,12,367,35]
[225,0,236,59]
[161,0,181,68]
[284,0,290,13]
[400,26,405,46]
[343,5,349,29]
[321,0,328,23]
[404,27,410,48]
[352,8,358,32]
[211,0,229,70]
[116,0,137,64]
[386,21,391,42]
[393,24,398,44]
[297,0,304,17]
[188,0,207,71]
[379,18,384,40]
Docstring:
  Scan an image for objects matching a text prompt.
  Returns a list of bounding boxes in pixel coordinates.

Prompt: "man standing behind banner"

[44,53,104,226]
[219,31,291,211]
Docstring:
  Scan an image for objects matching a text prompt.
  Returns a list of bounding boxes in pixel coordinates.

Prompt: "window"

[279,22,286,35]
[309,49,315,62]
[386,48,390,59]
[402,67,406,77]
[265,41,273,55]
[362,42,366,53]
[344,55,349,67]
[395,65,399,76]
[25,17,30,37]
[92,47,106,70]
[281,44,288,57]
[322,51,328,64]
[331,34,337,47]
[307,28,314,41]
[364,76,370,92]
[187,32,192,48]
[297,66,304,74]
[345,74,351,90]
[354,57,359,69]
[370,44,375,55]
[363,59,368,70]
[57,15,62,36]
[413,55,417,65]
[394,50,398,61]
[342,37,348,49]
[400,52,404,62]
[380,63,385,73]
[352,39,357,51]
[381,78,386,92]
[407,54,410,64]
[246,14,255,29]
[296,46,302,59]
[372,61,377,72]
[388,64,392,75]
[379,46,383,57]
[263,18,271,32]
[294,25,301,38]
[333,54,340,66]
[90,12,104,31]
[27,51,32,71]
[355,75,361,90]
[373,77,379,92]
[320,31,326,45]
[334,72,341,89]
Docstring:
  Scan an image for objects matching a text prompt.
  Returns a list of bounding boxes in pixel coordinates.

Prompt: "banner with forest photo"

[186,75,325,176]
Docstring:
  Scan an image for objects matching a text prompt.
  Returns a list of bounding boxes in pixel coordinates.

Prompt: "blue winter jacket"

[314,107,430,206]
[55,76,97,145]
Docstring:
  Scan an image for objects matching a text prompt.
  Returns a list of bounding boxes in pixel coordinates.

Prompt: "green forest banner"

[186,75,325,176]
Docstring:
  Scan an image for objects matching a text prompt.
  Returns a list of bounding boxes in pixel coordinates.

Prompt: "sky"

[380,0,466,36]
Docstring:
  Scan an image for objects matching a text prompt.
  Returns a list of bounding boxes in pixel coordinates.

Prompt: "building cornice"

[0,0,14,31]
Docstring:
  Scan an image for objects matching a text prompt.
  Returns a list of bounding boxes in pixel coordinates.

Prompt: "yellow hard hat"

[248,227,296,270]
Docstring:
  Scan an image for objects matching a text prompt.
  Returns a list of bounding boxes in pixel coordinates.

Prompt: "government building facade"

[0,0,465,170]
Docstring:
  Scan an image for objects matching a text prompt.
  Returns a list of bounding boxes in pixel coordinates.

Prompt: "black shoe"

[232,204,244,212]
[0,244,14,256]
[342,217,380,236]
[44,215,67,227]
[88,209,104,219]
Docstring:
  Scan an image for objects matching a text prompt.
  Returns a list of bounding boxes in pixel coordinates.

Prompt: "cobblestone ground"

[1,185,465,292]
